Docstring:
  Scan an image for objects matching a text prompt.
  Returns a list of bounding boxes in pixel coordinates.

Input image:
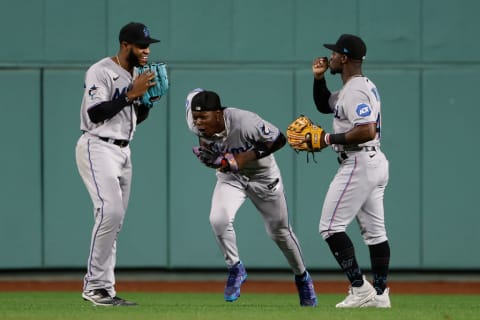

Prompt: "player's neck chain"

[115,55,123,70]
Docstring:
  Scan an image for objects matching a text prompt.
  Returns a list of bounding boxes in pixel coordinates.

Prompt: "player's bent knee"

[209,216,230,234]
[319,226,347,241]
[267,230,288,242]
[100,204,126,224]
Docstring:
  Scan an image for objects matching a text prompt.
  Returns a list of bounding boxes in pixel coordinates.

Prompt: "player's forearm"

[326,123,376,145]
[252,132,286,159]
[267,132,286,154]
[313,78,333,114]
[88,93,130,123]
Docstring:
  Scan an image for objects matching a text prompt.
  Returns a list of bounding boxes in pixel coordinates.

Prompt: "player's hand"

[193,146,223,168]
[216,153,237,172]
[219,151,258,172]
[128,71,156,98]
[312,57,329,79]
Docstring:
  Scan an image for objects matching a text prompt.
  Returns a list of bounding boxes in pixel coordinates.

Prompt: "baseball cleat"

[224,261,248,302]
[295,271,318,307]
[335,276,377,308]
[82,289,137,306]
[82,289,115,306]
[111,296,138,306]
[361,287,391,308]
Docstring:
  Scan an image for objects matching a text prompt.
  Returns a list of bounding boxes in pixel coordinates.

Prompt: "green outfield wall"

[0,0,478,270]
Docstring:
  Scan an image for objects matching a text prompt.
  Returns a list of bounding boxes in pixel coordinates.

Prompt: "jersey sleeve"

[242,113,280,144]
[343,89,377,126]
[83,66,111,110]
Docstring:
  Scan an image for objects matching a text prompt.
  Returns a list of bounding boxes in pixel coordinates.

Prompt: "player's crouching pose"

[185,89,318,306]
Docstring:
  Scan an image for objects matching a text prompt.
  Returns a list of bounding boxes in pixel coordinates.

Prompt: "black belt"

[342,145,377,152]
[99,136,129,148]
[338,146,377,162]
[82,131,130,148]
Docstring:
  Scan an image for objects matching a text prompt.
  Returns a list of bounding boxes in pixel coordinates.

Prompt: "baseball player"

[311,34,391,308]
[185,89,317,306]
[75,22,161,306]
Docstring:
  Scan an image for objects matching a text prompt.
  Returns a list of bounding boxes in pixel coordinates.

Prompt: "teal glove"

[135,62,169,108]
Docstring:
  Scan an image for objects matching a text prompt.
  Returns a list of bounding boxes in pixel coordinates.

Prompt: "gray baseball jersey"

[80,57,138,140]
[320,76,389,245]
[76,57,137,297]
[186,90,308,274]
[329,76,381,150]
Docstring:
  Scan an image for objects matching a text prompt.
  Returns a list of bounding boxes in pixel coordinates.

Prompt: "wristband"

[329,133,347,145]
[324,133,331,145]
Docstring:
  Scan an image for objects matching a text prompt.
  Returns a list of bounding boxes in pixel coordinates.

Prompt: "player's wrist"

[125,91,138,100]
[124,94,132,104]
[324,133,331,145]
[124,92,143,107]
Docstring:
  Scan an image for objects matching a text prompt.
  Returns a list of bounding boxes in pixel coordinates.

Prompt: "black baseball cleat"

[112,296,138,306]
[82,289,114,306]
[82,289,137,306]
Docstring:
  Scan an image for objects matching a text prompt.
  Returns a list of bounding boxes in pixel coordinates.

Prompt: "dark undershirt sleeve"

[135,104,150,124]
[87,93,130,123]
[313,78,333,114]
[269,132,286,153]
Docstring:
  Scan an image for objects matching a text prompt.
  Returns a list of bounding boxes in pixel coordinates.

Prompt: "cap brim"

[136,38,161,45]
[323,44,339,52]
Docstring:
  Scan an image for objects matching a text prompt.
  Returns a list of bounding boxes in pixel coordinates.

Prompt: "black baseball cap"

[119,22,160,45]
[191,91,224,112]
[323,34,367,60]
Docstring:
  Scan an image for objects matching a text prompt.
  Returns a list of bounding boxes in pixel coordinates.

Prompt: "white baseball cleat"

[361,287,391,308]
[335,276,377,308]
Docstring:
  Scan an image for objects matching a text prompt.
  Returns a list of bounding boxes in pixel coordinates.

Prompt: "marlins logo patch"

[261,122,271,135]
[88,85,98,99]
[356,103,371,117]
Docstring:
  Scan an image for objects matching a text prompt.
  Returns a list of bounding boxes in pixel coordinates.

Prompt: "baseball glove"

[192,146,222,168]
[192,146,239,172]
[136,62,169,108]
[286,115,324,152]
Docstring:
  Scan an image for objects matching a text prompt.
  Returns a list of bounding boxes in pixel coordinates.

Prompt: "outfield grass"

[0,292,478,320]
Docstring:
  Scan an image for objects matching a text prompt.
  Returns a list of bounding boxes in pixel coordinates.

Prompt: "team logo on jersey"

[113,87,128,100]
[356,103,371,117]
[261,122,271,135]
[88,85,98,98]
[333,105,341,119]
